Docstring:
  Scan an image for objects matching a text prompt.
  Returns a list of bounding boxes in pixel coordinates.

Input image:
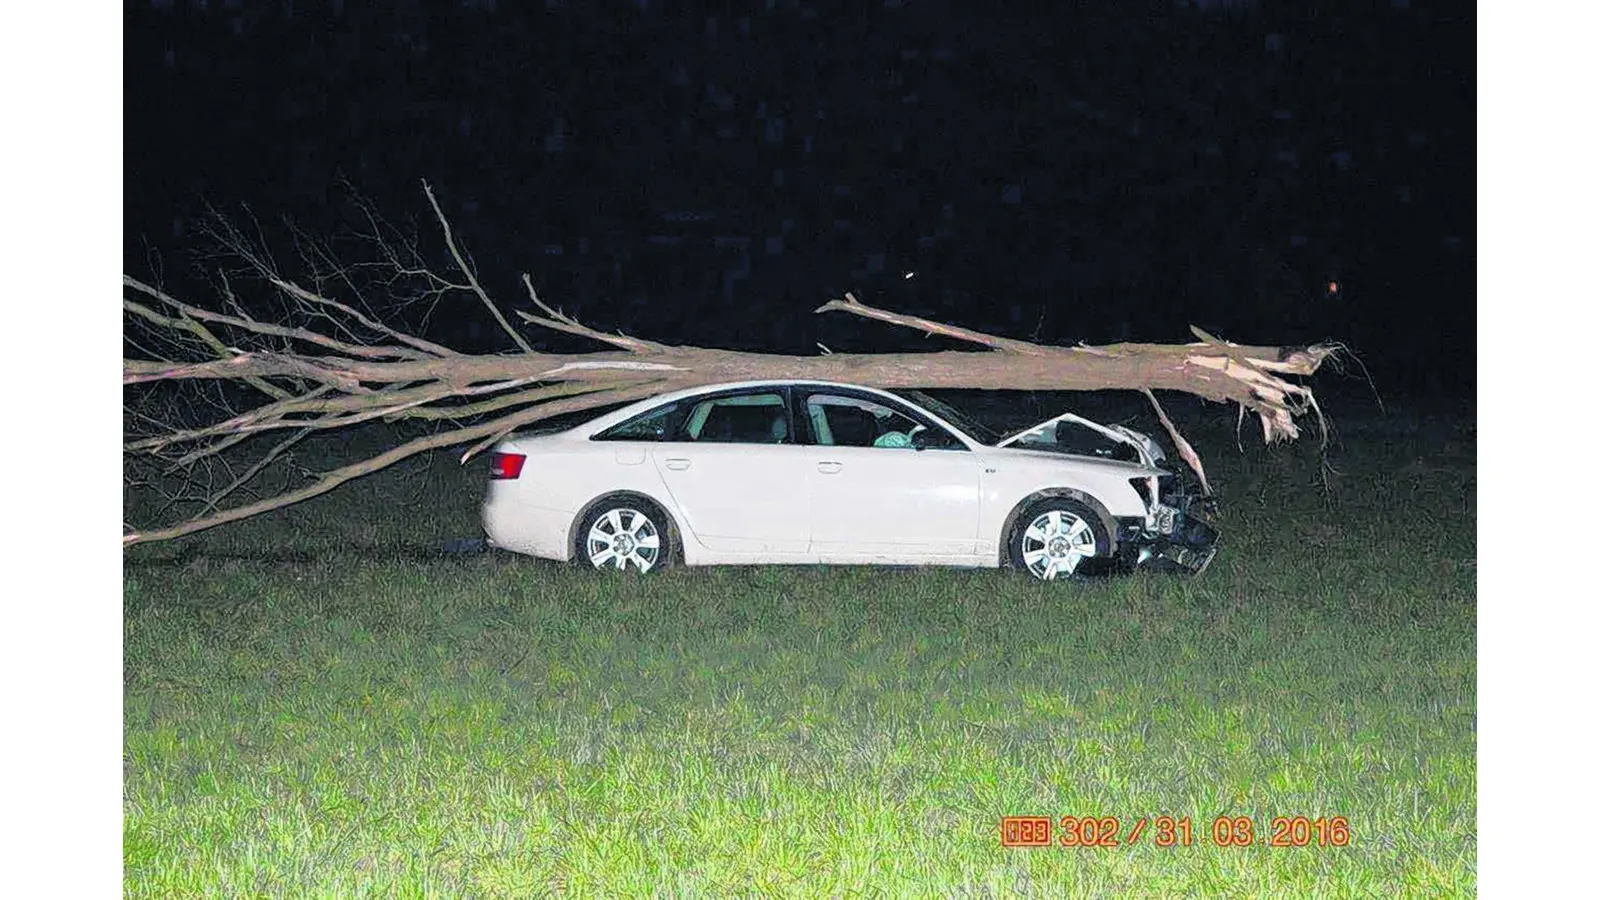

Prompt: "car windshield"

[892,390,1003,445]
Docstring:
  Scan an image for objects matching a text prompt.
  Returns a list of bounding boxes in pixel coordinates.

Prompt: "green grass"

[124,409,1475,897]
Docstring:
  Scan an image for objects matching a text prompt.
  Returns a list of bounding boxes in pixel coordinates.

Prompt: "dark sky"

[124,0,1474,396]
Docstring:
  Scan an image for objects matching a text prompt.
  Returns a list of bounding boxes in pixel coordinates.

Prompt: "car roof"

[635,378,893,400]
[543,380,957,441]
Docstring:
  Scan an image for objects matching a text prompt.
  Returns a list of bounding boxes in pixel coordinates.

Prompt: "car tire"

[1007,498,1109,581]
[576,497,675,574]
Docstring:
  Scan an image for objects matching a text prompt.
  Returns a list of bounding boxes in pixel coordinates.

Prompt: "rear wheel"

[577,499,673,573]
[1007,498,1107,581]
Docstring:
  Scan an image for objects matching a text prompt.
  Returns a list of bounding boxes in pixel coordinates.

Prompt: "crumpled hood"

[995,411,1167,468]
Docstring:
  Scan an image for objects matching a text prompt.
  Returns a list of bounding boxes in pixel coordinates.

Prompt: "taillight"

[489,452,526,480]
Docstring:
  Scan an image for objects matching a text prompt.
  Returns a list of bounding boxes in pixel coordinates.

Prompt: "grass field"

[123,396,1476,897]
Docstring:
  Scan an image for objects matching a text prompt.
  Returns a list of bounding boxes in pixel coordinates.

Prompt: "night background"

[125,0,1473,396]
[115,1,1482,894]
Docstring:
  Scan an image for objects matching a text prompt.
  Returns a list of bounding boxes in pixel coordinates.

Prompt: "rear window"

[591,401,682,442]
[681,392,788,443]
[591,391,792,444]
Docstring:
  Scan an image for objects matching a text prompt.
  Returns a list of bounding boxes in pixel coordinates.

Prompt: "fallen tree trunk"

[123,182,1335,546]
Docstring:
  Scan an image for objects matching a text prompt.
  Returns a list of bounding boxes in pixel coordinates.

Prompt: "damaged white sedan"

[481,380,1218,580]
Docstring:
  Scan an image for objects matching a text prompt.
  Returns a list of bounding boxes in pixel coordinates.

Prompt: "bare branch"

[815,292,1047,355]
[420,180,534,354]
[516,273,667,353]
[123,298,294,401]
[124,352,369,393]
[194,427,313,518]
[1141,388,1211,496]
[125,276,427,362]
[124,381,667,546]
[403,379,627,422]
[265,275,458,359]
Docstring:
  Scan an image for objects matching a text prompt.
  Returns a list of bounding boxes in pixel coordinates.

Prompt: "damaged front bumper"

[1115,486,1220,576]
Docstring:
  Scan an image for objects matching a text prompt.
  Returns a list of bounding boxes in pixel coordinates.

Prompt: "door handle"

[664,458,691,471]
[817,461,843,474]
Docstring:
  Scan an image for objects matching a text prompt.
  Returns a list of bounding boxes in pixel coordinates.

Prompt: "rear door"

[648,387,812,557]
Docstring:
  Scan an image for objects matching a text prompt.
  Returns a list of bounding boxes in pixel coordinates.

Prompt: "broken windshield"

[1007,419,1145,463]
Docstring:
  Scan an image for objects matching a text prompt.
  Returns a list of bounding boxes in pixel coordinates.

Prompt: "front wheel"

[1007,499,1108,581]
[577,499,673,573]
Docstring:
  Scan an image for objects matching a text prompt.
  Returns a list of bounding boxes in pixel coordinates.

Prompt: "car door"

[648,387,812,558]
[799,389,982,562]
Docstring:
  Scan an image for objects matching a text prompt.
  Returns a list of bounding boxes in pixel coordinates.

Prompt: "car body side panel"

[972,447,1160,558]
[482,434,682,563]
[649,444,813,557]
[482,494,571,560]
[806,445,983,560]
[802,549,993,568]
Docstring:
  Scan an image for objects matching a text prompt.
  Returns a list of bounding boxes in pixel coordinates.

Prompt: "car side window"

[804,393,965,450]
[676,391,791,444]
[591,401,682,442]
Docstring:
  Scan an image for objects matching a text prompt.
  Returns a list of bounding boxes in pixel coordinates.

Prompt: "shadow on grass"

[125,538,495,569]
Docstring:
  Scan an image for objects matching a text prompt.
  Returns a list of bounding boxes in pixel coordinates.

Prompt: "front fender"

[994,488,1123,565]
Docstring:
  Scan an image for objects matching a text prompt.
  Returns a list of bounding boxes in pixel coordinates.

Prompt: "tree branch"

[515,273,667,354]
[123,381,668,546]
[815,292,1047,355]
[124,183,1339,546]
[1141,388,1211,495]
[420,180,534,354]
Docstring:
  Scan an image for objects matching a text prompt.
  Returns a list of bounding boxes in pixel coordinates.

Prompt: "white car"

[481,380,1218,580]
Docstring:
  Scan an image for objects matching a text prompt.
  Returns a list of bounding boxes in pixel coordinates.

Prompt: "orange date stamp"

[1000,815,1351,849]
